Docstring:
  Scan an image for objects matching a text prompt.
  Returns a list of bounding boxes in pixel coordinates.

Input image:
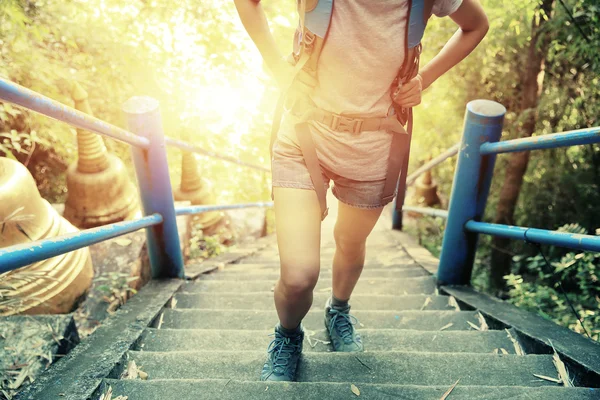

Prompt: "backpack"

[272,0,434,220]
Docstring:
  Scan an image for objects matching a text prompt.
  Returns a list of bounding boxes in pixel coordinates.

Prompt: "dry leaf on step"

[439,323,453,331]
[351,384,361,396]
[420,297,432,311]
[533,374,561,383]
[439,379,460,400]
[467,321,481,331]
[121,360,139,379]
[121,360,148,380]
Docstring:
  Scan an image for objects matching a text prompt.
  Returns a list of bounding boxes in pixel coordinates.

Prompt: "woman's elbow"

[480,14,490,37]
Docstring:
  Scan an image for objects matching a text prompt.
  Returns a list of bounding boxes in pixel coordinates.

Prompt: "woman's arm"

[233,0,294,88]
[420,0,489,89]
[394,0,489,107]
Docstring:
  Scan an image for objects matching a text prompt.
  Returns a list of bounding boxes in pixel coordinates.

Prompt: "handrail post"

[122,97,184,279]
[438,100,506,285]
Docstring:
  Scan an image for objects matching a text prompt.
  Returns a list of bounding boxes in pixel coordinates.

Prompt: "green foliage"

[188,223,229,261]
[506,224,600,340]
[93,271,138,312]
[0,0,297,203]
[410,0,600,340]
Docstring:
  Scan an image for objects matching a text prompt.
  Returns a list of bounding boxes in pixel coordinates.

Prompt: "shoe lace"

[267,331,302,374]
[328,308,359,344]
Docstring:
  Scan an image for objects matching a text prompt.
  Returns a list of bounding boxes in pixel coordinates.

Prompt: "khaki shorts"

[271,137,396,210]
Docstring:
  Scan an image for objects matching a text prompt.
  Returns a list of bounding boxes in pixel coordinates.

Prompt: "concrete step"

[158,309,480,331]
[124,351,559,387]
[217,262,421,273]
[105,380,598,400]
[182,276,437,295]
[202,267,430,280]
[248,245,408,257]
[235,256,417,268]
[138,328,516,354]
[172,293,454,311]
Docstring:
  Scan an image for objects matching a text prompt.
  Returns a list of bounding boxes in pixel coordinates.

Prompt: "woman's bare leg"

[332,202,383,301]
[273,187,322,329]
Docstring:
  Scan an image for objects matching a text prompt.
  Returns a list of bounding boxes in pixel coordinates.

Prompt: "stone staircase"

[14,198,599,400]
[101,232,597,399]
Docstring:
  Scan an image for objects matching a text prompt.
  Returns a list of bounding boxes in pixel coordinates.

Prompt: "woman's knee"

[279,267,319,296]
[334,229,366,257]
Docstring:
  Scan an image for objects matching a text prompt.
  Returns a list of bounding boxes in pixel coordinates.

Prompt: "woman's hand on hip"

[392,74,423,108]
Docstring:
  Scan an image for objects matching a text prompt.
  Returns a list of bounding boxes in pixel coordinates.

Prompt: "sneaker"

[260,324,304,381]
[324,298,363,352]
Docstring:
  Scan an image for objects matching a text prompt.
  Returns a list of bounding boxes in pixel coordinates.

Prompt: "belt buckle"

[331,114,362,134]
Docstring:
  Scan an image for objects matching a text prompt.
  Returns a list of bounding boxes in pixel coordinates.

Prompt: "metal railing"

[395,99,600,285]
[392,142,459,229]
[2,78,599,288]
[0,79,272,278]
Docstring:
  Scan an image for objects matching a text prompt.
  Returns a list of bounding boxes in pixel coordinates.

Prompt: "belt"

[288,100,410,220]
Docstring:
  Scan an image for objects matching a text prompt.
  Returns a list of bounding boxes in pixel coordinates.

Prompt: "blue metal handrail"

[4,76,598,289]
[401,206,449,219]
[392,142,459,228]
[0,215,163,273]
[0,78,149,148]
[435,99,600,285]
[406,142,460,186]
[165,137,269,173]
[465,221,600,253]
[0,79,273,279]
[480,126,600,155]
[176,202,274,216]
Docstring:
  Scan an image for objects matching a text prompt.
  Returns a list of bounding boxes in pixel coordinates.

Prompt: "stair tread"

[138,328,516,354]
[125,351,560,387]
[218,263,421,272]
[105,379,599,400]
[181,276,437,295]
[233,259,417,267]
[159,309,481,331]
[173,293,454,311]
[204,268,429,279]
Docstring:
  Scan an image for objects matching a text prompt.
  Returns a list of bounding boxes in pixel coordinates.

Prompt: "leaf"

[439,323,453,331]
[121,360,139,380]
[467,321,481,331]
[420,296,432,310]
[533,373,561,383]
[550,341,573,387]
[505,329,525,356]
[440,379,460,400]
[351,384,360,396]
[96,285,111,294]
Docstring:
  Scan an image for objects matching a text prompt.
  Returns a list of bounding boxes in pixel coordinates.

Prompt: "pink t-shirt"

[278,0,463,181]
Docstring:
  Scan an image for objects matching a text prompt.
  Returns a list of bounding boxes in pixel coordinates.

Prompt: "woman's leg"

[332,202,383,301]
[273,186,322,329]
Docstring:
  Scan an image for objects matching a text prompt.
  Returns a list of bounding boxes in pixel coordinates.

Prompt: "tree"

[489,0,556,293]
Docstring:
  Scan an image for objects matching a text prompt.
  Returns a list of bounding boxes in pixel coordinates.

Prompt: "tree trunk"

[489,0,555,293]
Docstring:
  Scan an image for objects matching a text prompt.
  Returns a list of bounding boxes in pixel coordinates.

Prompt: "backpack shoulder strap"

[304,0,333,39]
[407,0,434,49]
[293,0,333,66]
